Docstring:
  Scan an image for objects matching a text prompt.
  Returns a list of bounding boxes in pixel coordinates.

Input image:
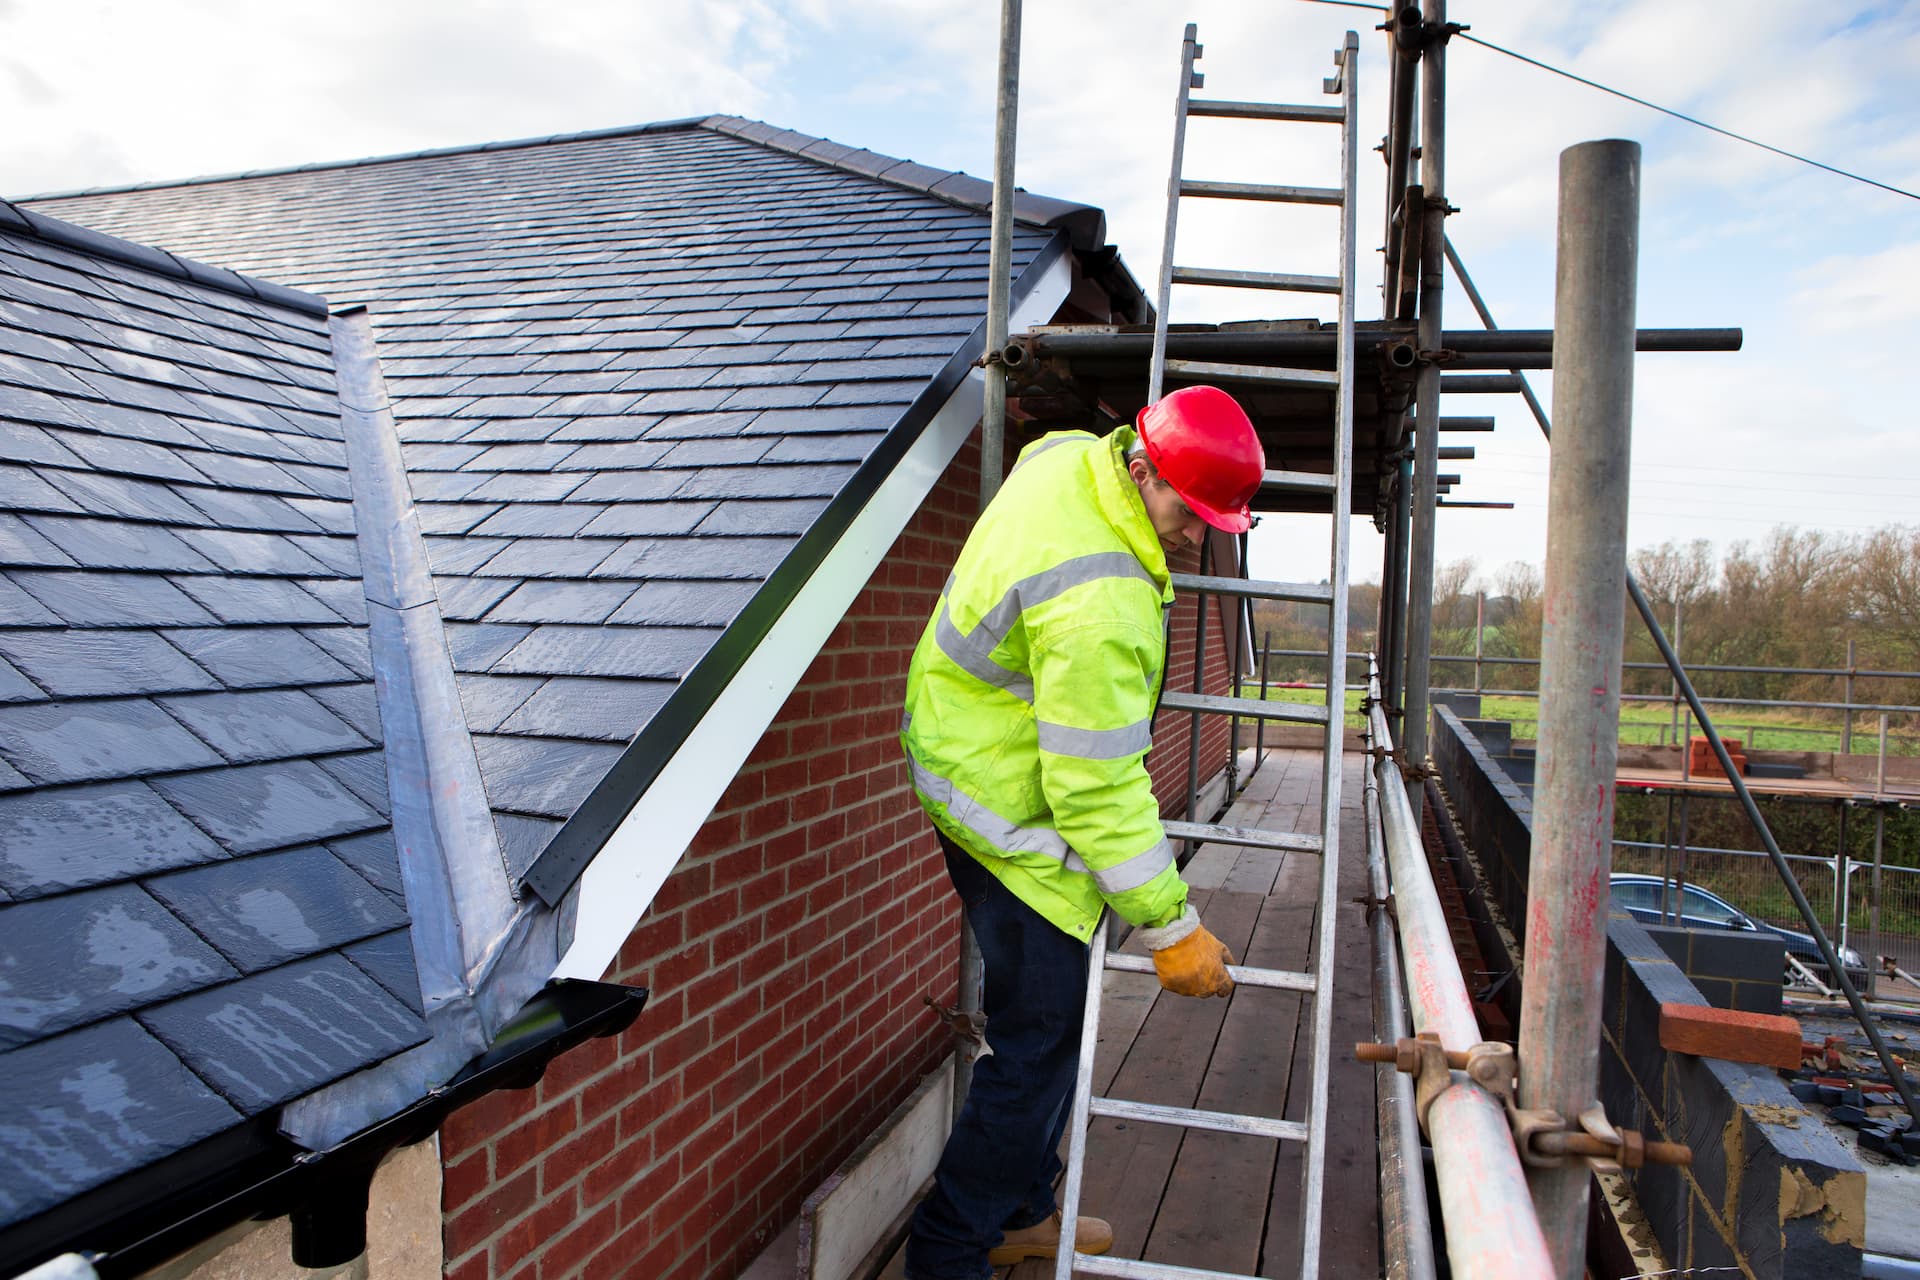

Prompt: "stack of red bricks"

[1688,735,1747,778]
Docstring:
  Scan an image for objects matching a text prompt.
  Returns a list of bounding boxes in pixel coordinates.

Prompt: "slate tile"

[657,437,777,467]
[138,953,426,1115]
[151,758,382,854]
[0,463,86,514]
[403,443,488,471]
[0,629,217,698]
[0,513,76,568]
[489,624,716,680]
[462,472,588,502]
[0,779,228,898]
[173,528,330,577]
[300,626,374,678]
[433,576,518,621]
[0,1020,242,1222]
[455,673,546,734]
[406,471,489,503]
[0,655,40,703]
[286,535,363,578]
[36,468,203,527]
[344,929,424,1014]
[0,420,87,468]
[484,579,638,625]
[494,812,563,882]
[173,418,310,465]
[543,441,671,473]
[0,574,63,625]
[171,575,340,625]
[159,689,369,763]
[0,698,224,786]
[816,378,926,407]
[45,429,209,485]
[443,623,536,671]
[10,569,216,628]
[0,383,94,431]
[172,483,324,534]
[0,884,237,1047]
[467,503,607,539]
[740,403,901,434]
[316,751,393,819]
[593,534,794,582]
[420,535,513,577]
[415,503,502,536]
[146,845,405,974]
[177,448,312,498]
[562,470,686,503]
[469,537,619,579]
[280,462,356,500]
[26,515,220,574]
[576,501,716,539]
[498,676,674,744]
[159,626,353,691]
[694,497,830,537]
[469,734,623,818]
[308,682,384,742]
[668,462,857,501]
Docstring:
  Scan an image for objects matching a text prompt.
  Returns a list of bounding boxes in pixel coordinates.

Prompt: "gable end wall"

[437,432,1235,1280]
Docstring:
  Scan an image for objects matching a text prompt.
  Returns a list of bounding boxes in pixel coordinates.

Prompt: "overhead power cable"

[1456,32,1919,203]
[1289,0,1920,202]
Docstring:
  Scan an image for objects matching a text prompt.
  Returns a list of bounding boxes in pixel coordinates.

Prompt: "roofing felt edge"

[17,114,1107,251]
[0,198,329,317]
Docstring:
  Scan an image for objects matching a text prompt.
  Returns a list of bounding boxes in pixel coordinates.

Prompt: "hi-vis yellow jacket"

[902,426,1188,942]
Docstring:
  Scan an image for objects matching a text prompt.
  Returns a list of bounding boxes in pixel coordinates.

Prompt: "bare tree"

[1852,525,1920,663]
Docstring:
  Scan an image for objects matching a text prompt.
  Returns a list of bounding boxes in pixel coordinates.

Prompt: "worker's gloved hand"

[1137,905,1235,998]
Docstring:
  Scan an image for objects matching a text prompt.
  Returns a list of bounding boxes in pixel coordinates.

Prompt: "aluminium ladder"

[1055,26,1361,1280]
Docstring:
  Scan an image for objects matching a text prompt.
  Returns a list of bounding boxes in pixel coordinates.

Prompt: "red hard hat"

[1137,385,1266,534]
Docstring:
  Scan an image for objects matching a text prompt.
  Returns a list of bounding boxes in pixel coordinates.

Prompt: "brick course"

[440,431,1240,1278]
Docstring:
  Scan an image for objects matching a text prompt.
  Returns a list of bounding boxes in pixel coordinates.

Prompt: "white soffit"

[554,251,1073,981]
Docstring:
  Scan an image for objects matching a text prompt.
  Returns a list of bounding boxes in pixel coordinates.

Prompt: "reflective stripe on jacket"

[902,426,1188,941]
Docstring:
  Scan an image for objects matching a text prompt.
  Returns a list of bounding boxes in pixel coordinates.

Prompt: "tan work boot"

[987,1210,1114,1264]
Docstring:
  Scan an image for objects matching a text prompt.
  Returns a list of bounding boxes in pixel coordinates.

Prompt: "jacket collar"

[1093,427,1175,602]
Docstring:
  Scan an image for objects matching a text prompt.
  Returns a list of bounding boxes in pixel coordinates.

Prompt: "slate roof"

[25,116,1082,898]
[0,208,428,1235]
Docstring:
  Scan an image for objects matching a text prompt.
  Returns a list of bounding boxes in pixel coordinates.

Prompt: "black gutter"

[1,980,646,1279]
[522,230,1073,905]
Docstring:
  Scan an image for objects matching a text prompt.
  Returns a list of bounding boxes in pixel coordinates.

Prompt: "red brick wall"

[437,432,1238,1279]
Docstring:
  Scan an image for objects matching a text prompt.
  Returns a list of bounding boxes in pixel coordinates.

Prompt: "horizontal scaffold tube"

[1016,326,1740,362]
[1365,661,1554,1279]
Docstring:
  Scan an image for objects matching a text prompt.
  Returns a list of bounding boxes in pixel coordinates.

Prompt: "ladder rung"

[1162,818,1323,856]
[1180,179,1343,206]
[1106,950,1319,993]
[1164,357,1337,389]
[1170,266,1342,294]
[1071,1256,1264,1280]
[1159,690,1327,725]
[1169,572,1331,604]
[1260,468,1335,495]
[1089,1096,1311,1142]
[1188,98,1344,124]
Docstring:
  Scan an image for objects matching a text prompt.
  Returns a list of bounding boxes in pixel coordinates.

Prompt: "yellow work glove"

[1138,905,1235,998]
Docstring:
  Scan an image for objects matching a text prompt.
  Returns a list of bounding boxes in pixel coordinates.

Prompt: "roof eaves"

[698,114,1109,251]
[0,199,328,317]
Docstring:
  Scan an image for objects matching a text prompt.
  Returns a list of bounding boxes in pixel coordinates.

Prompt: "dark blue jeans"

[905,830,1092,1280]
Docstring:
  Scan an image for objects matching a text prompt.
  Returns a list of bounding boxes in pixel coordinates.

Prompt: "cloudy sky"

[2,0,1916,584]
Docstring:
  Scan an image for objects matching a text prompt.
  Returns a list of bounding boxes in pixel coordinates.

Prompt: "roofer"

[900,385,1266,1275]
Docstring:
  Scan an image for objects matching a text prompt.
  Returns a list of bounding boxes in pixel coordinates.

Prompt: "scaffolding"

[964,4,1911,1278]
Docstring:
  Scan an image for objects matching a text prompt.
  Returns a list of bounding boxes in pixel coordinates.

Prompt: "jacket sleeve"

[1027,613,1188,928]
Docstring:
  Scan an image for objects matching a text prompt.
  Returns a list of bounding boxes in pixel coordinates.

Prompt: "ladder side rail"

[1148,24,1201,403]
[1054,913,1111,1280]
[1298,33,1361,1279]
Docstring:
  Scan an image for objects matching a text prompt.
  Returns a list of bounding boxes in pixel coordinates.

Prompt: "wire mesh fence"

[1611,840,1920,1001]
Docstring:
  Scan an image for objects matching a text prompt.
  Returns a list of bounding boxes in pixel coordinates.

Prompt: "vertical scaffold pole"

[1402,0,1448,819]
[957,0,1022,1120]
[1519,138,1641,1279]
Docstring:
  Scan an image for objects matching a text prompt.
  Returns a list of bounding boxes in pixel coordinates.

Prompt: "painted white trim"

[554,252,1074,981]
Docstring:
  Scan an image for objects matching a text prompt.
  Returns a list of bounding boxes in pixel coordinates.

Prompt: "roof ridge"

[12,118,715,204]
[697,115,1106,250]
[0,198,328,317]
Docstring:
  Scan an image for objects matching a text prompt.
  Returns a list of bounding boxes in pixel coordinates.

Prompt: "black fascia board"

[0,980,646,1279]
[521,230,1074,905]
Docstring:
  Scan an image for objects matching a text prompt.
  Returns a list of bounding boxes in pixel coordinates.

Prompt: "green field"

[1238,684,1918,755]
